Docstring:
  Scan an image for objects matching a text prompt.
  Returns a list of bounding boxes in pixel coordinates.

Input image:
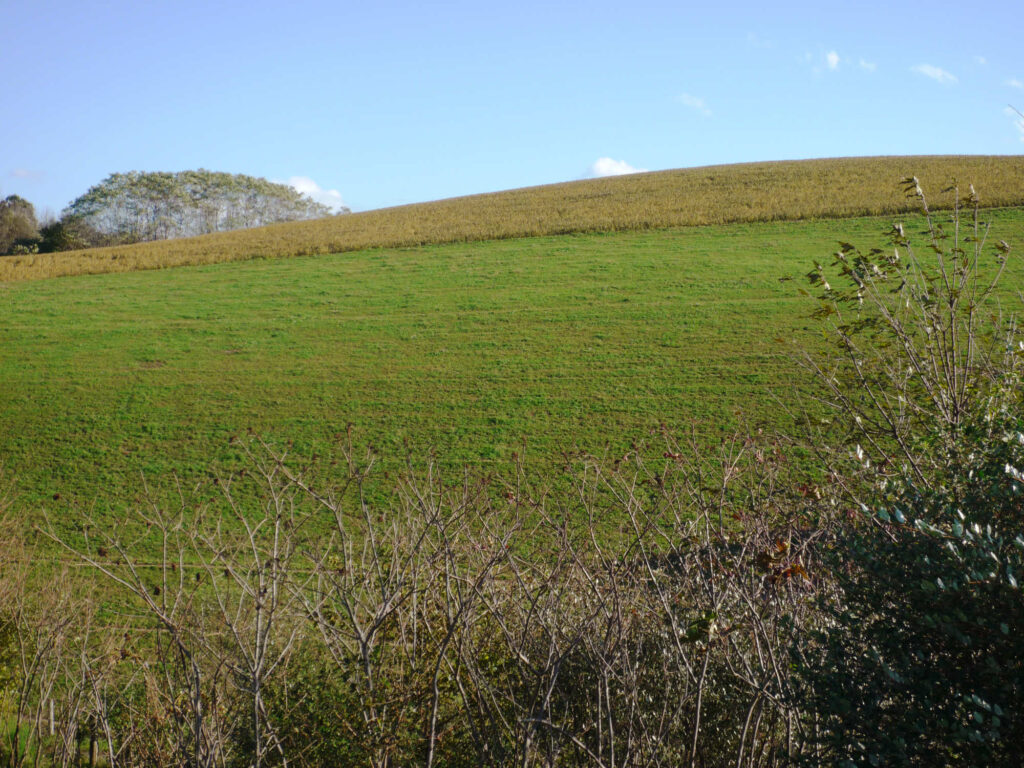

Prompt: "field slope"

[4,206,1024,525]
[4,155,1024,281]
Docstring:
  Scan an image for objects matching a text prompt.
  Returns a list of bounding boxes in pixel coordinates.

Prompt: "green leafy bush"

[797,182,1024,765]
[801,416,1024,766]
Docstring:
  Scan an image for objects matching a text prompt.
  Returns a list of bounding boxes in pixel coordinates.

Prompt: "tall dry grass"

[4,155,1024,282]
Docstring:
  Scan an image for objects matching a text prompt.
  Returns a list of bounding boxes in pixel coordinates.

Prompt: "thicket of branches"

[2,430,819,768]
[0,183,1021,766]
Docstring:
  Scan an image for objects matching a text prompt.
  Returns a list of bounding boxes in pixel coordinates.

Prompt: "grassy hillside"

[3,155,1024,282]
[4,206,1024,526]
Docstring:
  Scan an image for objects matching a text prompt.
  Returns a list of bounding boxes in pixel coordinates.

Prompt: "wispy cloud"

[9,168,44,181]
[859,59,876,72]
[1007,78,1024,90]
[826,51,840,70]
[282,176,347,212]
[912,64,957,84]
[587,158,647,178]
[1007,107,1024,142]
[976,56,988,65]
[678,93,711,117]
[746,32,772,49]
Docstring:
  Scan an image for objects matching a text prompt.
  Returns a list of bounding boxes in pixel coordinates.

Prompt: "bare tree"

[42,483,236,768]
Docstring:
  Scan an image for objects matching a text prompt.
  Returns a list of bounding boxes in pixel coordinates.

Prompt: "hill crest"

[4,155,1024,282]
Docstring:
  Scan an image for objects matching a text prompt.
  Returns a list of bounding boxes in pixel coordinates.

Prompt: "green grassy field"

[4,206,1024,531]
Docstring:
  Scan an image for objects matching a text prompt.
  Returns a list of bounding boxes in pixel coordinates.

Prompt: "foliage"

[801,420,1024,766]
[61,170,331,245]
[4,155,1024,281]
[0,195,39,255]
[37,219,98,253]
[258,645,371,767]
[802,179,1018,492]
[795,183,1024,765]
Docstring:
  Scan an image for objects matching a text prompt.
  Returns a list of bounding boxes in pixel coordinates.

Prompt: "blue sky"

[3,0,1023,215]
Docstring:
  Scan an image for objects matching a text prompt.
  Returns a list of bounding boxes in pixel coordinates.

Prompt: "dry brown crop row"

[4,155,1024,282]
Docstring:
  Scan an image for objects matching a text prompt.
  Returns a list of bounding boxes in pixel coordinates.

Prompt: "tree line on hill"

[0,170,345,255]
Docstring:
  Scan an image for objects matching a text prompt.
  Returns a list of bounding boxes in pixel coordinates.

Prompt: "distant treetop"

[0,195,40,254]
[63,169,334,243]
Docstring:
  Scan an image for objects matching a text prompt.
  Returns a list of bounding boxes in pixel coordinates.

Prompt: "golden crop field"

[4,154,1024,282]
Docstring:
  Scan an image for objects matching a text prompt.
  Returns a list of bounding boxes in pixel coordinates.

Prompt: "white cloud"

[976,56,988,65]
[912,64,957,84]
[1007,78,1024,90]
[588,158,647,178]
[679,93,712,117]
[1006,107,1024,142]
[283,176,347,212]
[826,51,840,70]
[859,59,876,72]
